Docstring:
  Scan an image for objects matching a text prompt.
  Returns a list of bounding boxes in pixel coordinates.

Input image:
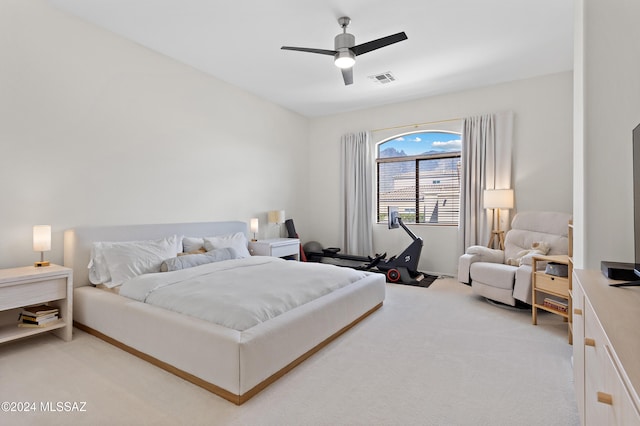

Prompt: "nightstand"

[531,254,570,331]
[0,264,73,344]
[248,238,300,260]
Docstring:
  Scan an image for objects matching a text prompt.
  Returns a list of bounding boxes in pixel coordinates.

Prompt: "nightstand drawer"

[535,273,569,297]
[0,278,67,310]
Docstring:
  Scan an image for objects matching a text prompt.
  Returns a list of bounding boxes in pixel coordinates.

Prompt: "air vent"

[368,72,397,85]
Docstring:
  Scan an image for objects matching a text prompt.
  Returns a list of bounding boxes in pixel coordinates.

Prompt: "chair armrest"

[457,253,476,284]
[458,248,506,284]
[465,245,505,263]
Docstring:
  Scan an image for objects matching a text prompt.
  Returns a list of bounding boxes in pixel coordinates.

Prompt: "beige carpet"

[0,278,579,426]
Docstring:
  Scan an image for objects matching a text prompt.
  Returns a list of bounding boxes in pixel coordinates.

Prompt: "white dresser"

[573,269,640,425]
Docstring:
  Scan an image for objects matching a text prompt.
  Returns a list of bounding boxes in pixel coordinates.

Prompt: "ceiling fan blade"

[281,46,337,56]
[351,32,407,56]
[341,67,353,86]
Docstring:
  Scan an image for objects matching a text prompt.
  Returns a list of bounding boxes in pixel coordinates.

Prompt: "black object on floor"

[393,273,438,289]
[308,255,434,286]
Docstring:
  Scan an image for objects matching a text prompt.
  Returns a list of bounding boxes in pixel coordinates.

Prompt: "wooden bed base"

[74,301,383,405]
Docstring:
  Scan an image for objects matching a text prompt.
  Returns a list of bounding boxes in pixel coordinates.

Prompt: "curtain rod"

[371,117,462,133]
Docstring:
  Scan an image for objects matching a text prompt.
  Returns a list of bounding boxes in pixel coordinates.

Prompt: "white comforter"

[119,256,369,331]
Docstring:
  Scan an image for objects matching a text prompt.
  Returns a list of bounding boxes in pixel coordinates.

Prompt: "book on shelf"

[19,312,58,322]
[21,304,59,316]
[18,319,62,328]
[20,314,59,325]
[17,305,60,328]
[543,298,568,313]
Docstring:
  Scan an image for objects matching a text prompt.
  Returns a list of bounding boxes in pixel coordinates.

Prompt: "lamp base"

[487,230,505,250]
[34,261,50,267]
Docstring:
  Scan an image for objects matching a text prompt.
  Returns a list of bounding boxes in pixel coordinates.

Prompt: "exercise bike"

[286,209,425,285]
[375,207,424,285]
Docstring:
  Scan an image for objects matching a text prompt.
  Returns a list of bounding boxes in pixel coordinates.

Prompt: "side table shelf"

[531,254,571,341]
[0,264,73,344]
[0,320,67,344]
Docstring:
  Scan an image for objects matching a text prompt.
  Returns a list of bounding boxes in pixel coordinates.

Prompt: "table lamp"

[33,225,51,267]
[483,189,514,250]
[250,218,259,241]
[268,210,285,238]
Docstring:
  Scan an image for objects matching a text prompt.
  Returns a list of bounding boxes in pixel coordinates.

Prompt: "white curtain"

[340,131,373,256]
[459,112,513,253]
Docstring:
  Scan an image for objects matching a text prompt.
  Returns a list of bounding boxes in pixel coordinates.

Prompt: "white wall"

[0,1,309,269]
[307,72,573,276]
[574,0,640,269]
[0,1,576,276]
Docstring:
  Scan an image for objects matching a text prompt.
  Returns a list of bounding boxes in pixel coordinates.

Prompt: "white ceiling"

[48,0,574,118]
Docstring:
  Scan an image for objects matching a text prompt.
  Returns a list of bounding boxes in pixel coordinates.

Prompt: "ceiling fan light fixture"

[334,50,355,69]
[282,16,406,85]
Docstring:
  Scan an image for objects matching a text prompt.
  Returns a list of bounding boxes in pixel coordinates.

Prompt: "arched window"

[377,131,461,225]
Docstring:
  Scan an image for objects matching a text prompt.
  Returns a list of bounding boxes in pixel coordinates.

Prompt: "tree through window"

[377,131,461,225]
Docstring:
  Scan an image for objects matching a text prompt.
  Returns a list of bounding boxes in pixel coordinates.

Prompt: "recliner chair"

[458,211,571,306]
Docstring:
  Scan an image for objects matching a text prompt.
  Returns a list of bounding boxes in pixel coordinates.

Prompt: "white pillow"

[203,232,250,258]
[88,242,111,284]
[173,234,184,253]
[160,247,237,272]
[100,235,180,287]
[182,237,205,253]
[89,236,182,285]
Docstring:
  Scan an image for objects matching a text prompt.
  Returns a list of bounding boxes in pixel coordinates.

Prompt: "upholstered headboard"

[63,221,247,288]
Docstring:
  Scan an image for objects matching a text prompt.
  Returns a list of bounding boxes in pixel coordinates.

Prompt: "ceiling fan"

[281,17,407,86]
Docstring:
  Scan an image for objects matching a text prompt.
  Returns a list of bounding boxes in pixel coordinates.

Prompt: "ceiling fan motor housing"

[334,32,355,50]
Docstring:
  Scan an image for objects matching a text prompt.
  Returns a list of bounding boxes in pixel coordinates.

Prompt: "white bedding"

[119,256,369,331]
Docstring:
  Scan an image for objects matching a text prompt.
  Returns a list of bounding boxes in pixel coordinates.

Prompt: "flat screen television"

[614,123,640,286]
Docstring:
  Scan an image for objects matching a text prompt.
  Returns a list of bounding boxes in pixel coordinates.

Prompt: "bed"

[63,221,385,404]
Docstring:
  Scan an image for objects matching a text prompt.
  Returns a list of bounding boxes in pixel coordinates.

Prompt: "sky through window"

[378,131,461,158]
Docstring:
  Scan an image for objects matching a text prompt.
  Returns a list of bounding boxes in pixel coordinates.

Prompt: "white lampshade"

[33,225,51,252]
[483,189,514,209]
[268,210,286,224]
[250,218,259,233]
